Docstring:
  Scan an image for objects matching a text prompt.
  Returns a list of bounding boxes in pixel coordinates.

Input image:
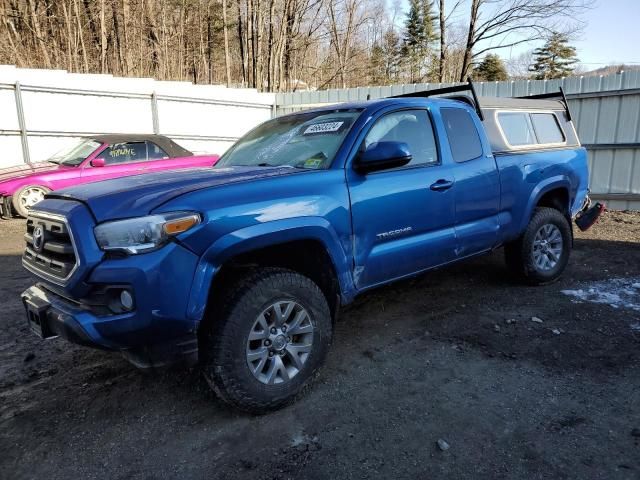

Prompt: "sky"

[572,0,640,67]
[396,0,640,69]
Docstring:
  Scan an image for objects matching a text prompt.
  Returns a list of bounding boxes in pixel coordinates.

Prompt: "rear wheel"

[201,268,332,413]
[505,207,572,285]
[13,185,50,218]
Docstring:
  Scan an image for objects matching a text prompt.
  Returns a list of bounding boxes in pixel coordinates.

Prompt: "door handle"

[430,179,454,191]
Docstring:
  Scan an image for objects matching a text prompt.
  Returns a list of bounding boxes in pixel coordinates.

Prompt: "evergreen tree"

[405,0,424,49]
[370,29,401,85]
[370,43,387,85]
[402,0,438,82]
[529,32,578,80]
[421,0,438,46]
[473,54,508,81]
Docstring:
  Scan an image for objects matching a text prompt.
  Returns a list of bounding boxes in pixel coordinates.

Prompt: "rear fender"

[519,176,571,233]
[186,217,354,321]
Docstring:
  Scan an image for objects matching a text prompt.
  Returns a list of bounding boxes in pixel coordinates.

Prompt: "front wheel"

[505,207,572,285]
[201,268,332,413]
[13,185,50,218]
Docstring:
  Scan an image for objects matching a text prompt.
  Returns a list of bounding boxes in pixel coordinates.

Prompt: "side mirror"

[91,158,106,167]
[354,141,412,174]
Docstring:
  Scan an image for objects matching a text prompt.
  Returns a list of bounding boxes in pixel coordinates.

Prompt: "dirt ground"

[1,210,639,480]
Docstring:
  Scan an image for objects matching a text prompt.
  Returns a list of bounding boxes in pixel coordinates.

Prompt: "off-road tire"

[12,185,50,218]
[201,268,332,414]
[505,207,572,285]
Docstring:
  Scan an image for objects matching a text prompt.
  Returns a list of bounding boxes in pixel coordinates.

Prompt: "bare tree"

[459,0,592,81]
[439,0,445,82]
[0,0,593,91]
[222,0,232,86]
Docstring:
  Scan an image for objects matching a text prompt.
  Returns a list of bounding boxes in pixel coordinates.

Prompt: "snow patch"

[561,277,640,312]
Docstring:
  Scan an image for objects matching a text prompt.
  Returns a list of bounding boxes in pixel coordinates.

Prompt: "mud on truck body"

[20,82,602,413]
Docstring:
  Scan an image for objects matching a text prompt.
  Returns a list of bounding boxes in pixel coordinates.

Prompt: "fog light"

[120,290,134,311]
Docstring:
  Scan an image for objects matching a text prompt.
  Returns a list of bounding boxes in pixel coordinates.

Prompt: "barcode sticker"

[303,121,344,135]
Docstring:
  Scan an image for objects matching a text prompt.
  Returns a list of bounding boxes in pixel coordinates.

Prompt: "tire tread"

[202,267,331,414]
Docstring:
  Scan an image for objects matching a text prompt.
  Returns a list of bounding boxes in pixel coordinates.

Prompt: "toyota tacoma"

[20,82,602,413]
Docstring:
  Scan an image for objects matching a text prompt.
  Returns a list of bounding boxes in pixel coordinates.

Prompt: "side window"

[497,112,536,146]
[531,113,565,144]
[99,142,147,165]
[146,142,170,160]
[441,108,483,162]
[363,109,438,167]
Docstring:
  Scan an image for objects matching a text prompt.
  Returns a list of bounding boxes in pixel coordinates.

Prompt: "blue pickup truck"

[21,83,602,412]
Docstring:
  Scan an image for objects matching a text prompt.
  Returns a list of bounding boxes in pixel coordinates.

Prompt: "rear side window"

[531,113,565,144]
[441,108,483,162]
[498,111,566,147]
[146,142,169,160]
[497,112,536,146]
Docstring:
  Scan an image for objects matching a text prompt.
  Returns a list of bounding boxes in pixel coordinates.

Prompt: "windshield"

[216,109,362,170]
[47,139,102,166]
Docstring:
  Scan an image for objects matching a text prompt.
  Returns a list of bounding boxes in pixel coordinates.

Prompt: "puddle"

[561,278,640,312]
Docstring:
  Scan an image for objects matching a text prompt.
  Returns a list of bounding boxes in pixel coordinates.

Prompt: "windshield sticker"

[303,157,324,169]
[303,121,344,135]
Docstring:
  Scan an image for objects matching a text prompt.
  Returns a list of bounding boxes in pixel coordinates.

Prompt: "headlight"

[94,211,201,254]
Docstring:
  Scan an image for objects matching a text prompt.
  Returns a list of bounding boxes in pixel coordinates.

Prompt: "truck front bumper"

[21,239,203,367]
[22,284,97,346]
[21,284,199,367]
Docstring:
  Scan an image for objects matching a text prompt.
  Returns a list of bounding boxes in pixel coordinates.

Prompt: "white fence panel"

[0,66,275,169]
[0,88,18,130]
[156,99,270,139]
[21,90,154,134]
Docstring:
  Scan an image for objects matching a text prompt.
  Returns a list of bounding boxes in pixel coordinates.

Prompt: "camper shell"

[390,80,580,155]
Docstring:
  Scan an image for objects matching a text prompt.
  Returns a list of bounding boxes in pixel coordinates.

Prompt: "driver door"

[81,142,149,182]
[346,108,458,289]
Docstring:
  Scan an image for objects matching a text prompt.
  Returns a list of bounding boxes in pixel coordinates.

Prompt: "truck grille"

[23,212,78,284]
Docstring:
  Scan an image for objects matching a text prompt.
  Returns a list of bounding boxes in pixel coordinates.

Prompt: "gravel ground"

[1,210,639,480]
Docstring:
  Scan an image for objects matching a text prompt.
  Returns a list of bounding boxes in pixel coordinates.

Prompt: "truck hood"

[49,166,302,222]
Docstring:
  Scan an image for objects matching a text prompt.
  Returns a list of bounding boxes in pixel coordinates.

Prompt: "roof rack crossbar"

[516,86,572,121]
[388,78,484,121]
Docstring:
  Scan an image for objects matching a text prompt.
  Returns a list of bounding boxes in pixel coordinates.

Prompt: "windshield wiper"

[231,162,294,168]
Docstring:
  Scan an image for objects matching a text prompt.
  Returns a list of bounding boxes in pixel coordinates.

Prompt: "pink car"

[0,135,219,218]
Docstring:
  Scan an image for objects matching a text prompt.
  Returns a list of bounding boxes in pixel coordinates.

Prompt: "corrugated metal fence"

[275,72,640,211]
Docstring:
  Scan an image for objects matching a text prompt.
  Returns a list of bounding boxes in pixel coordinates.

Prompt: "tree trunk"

[26,0,51,68]
[99,0,107,73]
[439,0,445,82]
[62,2,76,71]
[145,0,161,76]
[460,0,480,82]
[222,0,232,86]
[121,0,131,75]
[73,0,89,72]
[237,0,247,86]
[112,2,125,74]
[266,0,277,91]
[255,0,262,90]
